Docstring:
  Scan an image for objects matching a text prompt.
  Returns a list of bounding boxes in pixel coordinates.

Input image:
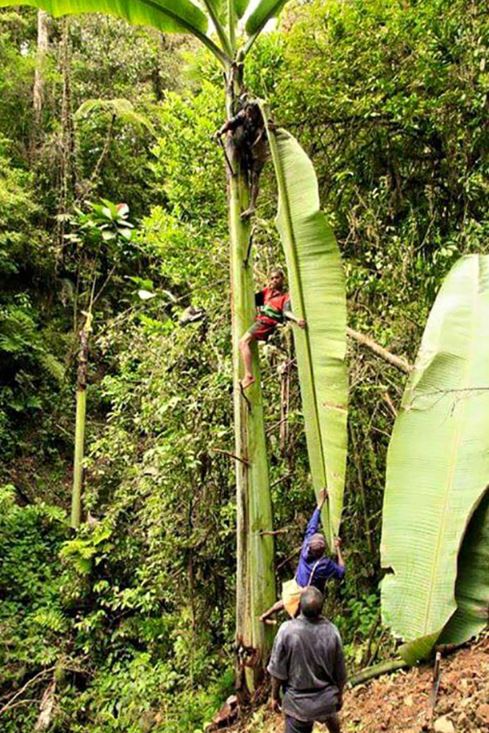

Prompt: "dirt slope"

[236,634,488,733]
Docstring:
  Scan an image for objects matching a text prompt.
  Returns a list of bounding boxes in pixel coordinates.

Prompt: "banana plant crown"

[0,0,290,66]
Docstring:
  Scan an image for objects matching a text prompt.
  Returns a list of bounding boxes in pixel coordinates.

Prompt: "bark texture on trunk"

[71,313,92,529]
[56,19,77,260]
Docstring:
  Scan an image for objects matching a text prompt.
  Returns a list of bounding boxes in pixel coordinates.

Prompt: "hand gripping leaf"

[266,124,348,546]
[381,255,489,663]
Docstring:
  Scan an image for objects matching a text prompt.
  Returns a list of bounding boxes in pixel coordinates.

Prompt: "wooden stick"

[266,415,290,435]
[276,545,301,571]
[270,473,292,488]
[258,527,292,536]
[347,327,413,374]
[429,651,442,723]
[0,667,55,715]
[211,448,250,467]
[382,390,398,417]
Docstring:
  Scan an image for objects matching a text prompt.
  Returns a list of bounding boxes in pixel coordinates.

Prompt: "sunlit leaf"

[266,123,348,545]
[138,289,157,300]
[245,0,287,38]
[0,0,231,64]
[381,254,489,663]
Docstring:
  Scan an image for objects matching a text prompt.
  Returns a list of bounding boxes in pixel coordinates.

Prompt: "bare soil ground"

[235,633,488,733]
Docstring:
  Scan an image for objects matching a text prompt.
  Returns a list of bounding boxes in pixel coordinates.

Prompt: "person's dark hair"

[300,586,324,619]
[308,532,326,559]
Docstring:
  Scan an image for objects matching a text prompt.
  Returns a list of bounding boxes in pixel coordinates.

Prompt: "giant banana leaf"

[265,124,348,545]
[439,488,489,644]
[381,254,489,664]
[0,0,230,65]
[1,0,294,61]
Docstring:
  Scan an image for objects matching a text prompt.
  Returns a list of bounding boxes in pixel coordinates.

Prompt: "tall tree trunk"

[71,312,92,529]
[56,18,76,262]
[225,70,276,693]
[33,10,49,128]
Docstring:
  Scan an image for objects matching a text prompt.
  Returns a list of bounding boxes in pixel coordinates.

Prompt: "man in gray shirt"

[267,587,347,733]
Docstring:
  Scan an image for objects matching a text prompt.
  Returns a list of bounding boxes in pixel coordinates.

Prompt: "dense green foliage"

[0,1,487,730]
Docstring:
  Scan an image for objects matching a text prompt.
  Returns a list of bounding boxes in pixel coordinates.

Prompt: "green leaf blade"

[0,0,233,65]
[0,0,208,34]
[245,0,287,37]
[233,0,247,19]
[439,488,489,645]
[266,125,348,544]
[381,254,489,662]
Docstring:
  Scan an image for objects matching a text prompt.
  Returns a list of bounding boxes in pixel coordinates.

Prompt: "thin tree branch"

[258,527,292,536]
[0,667,56,716]
[276,545,301,571]
[211,448,250,466]
[266,415,290,435]
[382,391,398,417]
[89,112,116,186]
[347,327,413,374]
[270,473,292,488]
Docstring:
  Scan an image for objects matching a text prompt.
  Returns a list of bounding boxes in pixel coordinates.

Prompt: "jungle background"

[0,0,487,731]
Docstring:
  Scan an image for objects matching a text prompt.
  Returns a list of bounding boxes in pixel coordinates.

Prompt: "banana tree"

[68,200,134,529]
[2,0,300,687]
[381,255,489,663]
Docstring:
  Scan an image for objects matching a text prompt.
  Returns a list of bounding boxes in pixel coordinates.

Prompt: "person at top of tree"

[260,489,345,624]
[239,268,306,390]
[214,96,269,219]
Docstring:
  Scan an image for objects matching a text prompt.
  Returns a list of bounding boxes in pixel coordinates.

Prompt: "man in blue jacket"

[260,490,345,624]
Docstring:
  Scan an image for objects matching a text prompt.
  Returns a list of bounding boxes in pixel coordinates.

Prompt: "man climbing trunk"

[239,268,306,389]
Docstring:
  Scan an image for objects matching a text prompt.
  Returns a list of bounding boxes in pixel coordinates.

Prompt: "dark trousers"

[285,713,341,733]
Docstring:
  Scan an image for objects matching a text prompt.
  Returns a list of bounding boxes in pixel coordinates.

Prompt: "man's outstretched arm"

[283,300,306,328]
[302,488,328,544]
[214,110,245,139]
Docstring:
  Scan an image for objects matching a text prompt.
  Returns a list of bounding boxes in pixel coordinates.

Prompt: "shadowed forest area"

[0,1,487,731]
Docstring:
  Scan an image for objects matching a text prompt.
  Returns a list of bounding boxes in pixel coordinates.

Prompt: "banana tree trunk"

[71,312,92,529]
[225,73,276,693]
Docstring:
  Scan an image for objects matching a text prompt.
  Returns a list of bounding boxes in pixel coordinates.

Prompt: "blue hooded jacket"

[295,507,345,591]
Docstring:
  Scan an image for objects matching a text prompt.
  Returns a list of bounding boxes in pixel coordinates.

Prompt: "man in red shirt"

[239,269,306,389]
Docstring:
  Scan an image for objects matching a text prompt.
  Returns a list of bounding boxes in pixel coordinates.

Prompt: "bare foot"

[240,374,255,389]
[240,207,255,220]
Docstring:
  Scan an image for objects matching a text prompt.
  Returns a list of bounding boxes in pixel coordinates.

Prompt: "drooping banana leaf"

[439,487,489,644]
[0,0,230,65]
[245,0,287,37]
[265,123,348,545]
[75,98,154,132]
[381,254,489,664]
